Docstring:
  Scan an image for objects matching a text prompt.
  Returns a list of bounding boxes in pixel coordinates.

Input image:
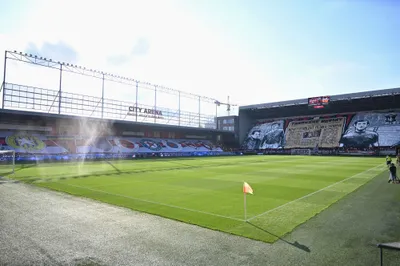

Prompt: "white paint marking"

[247,163,385,222]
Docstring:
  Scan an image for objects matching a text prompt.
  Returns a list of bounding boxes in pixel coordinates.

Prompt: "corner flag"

[243,182,253,221]
[243,182,253,195]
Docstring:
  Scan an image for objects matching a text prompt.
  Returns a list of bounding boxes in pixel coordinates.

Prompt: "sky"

[0,0,400,118]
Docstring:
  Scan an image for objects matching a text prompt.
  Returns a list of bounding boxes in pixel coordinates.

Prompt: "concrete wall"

[238,110,254,145]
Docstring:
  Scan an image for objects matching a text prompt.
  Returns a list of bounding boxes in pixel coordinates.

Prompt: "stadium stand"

[0,110,234,163]
[0,131,223,154]
[239,86,400,156]
[242,111,400,152]
[2,50,400,159]
[0,130,228,162]
[0,51,242,163]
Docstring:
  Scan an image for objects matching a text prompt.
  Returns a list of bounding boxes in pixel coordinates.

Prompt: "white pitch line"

[60,183,246,222]
[247,163,386,222]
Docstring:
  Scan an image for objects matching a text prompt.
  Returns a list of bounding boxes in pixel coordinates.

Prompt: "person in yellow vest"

[386,155,392,167]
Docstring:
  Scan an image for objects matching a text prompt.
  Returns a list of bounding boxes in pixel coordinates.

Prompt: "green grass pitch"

[2,155,386,243]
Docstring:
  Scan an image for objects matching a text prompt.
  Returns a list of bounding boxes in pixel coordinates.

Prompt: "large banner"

[242,111,400,151]
[0,131,223,154]
[284,117,345,149]
[242,120,285,150]
[339,112,400,148]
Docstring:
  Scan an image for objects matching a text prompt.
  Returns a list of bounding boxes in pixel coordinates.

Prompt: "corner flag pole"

[243,182,253,222]
[244,191,247,221]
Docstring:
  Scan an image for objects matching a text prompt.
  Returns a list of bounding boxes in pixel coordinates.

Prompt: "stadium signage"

[308,96,330,109]
[127,106,163,119]
[6,133,46,151]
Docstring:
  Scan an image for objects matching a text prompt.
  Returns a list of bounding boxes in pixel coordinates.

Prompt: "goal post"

[0,150,15,176]
[290,149,312,156]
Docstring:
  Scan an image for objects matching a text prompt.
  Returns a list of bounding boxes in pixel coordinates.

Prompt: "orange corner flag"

[243,182,253,195]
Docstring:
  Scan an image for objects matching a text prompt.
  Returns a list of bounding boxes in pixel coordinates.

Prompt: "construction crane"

[214,96,238,116]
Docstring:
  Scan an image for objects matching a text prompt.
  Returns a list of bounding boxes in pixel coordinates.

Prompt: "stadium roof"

[239,87,400,110]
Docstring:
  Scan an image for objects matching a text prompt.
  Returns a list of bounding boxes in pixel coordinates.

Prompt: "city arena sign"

[127,106,164,119]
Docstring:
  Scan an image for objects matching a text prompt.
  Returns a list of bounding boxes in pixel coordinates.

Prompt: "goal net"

[0,150,15,177]
[290,149,312,156]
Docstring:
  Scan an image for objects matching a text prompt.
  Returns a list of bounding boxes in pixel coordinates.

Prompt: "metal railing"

[2,83,217,129]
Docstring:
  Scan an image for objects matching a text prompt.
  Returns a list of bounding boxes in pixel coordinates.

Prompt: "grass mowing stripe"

[58,158,309,189]
[247,163,385,222]
[8,156,386,243]
[20,158,308,183]
[58,182,245,222]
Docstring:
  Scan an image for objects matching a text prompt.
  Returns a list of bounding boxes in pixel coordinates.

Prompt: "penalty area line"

[247,163,386,222]
[58,183,245,222]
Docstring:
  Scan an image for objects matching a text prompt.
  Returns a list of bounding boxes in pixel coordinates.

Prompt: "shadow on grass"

[246,221,311,253]
[105,160,121,173]
[0,164,38,182]
[16,164,38,171]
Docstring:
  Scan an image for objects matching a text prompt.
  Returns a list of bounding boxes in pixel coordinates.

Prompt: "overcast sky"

[1,0,399,116]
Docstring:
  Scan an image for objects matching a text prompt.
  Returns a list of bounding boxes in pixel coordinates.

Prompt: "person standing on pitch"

[388,163,398,184]
[386,155,392,167]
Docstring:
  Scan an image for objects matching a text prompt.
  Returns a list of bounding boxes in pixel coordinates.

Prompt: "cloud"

[296,61,373,96]
[25,41,78,63]
[106,54,130,66]
[107,38,150,66]
[313,61,369,78]
[131,38,150,56]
